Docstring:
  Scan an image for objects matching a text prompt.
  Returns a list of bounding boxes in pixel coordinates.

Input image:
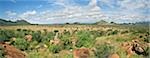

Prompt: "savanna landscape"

[0,19,149,58]
[0,0,149,58]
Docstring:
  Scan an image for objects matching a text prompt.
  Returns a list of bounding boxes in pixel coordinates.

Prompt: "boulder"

[73,48,90,58]
[0,42,26,58]
[108,53,120,58]
[50,39,61,45]
[24,35,32,42]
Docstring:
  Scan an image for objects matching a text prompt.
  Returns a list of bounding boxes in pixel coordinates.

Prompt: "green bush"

[94,44,114,58]
[28,41,39,51]
[27,50,41,58]
[43,29,48,35]
[143,33,150,43]
[108,30,118,35]
[63,30,71,35]
[60,33,73,50]
[32,31,43,42]
[13,38,29,51]
[115,38,127,42]
[41,32,55,44]
[76,31,95,48]
[0,30,15,41]
[14,30,25,38]
[117,48,127,58]
[48,44,63,53]
[121,30,129,34]
[90,31,103,38]
[63,39,73,50]
[62,54,73,58]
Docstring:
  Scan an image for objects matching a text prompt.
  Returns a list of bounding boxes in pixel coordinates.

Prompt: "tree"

[65,22,70,24]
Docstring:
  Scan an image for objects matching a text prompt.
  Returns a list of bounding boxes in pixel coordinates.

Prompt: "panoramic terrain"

[0,19,149,58]
[0,0,149,58]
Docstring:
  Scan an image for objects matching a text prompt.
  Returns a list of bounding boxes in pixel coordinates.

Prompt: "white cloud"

[5,11,17,16]
[9,0,149,24]
[35,0,148,23]
[23,10,36,15]
[119,0,147,11]
[19,10,37,20]
[97,0,149,15]
[5,11,18,21]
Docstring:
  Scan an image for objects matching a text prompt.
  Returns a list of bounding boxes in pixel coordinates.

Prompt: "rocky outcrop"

[0,42,26,58]
[73,48,90,58]
[122,39,148,58]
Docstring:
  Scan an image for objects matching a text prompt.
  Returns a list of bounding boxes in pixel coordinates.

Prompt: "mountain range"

[0,18,30,25]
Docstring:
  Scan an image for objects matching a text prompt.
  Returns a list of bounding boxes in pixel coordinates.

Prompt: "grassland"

[0,24,149,58]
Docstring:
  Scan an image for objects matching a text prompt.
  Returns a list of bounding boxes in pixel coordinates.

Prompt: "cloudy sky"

[0,0,149,24]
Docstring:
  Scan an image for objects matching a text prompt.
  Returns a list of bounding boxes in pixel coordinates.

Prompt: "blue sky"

[0,0,149,24]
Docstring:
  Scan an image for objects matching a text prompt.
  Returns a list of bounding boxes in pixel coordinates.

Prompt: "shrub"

[144,33,150,43]
[47,32,55,39]
[43,29,48,35]
[144,38,150,43]
[117,47,127,58]
[14,30,25,38]
[16,28,21,31]
[121,30,129,34]
[94,44,114,58]
[41,32,55,44]
[48,44,63,53]
[90,31,102,38]
[106,29,119,36]
[0,46,5,58]
[0,30,16,41]
[13,38,29,51]
[28,41,39,50]
[62,54,73,58]
[22,29,27,31]
[111,30,118,35]
[115,38,127,42]
[60,33,73,50]
[63,39,73,50]
[28,49,54,58]
[27,50,40,58]
[63,30,71,35]
[76,31,95,48]
[54,30,59,33]
[32,31,43,42]
[107,29,113,31]
[130,54,143,58]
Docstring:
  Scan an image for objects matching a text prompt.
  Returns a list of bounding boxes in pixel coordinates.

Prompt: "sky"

[0,0,149,24]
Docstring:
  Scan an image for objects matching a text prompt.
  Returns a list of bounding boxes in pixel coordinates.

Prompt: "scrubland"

[0,24,149,58]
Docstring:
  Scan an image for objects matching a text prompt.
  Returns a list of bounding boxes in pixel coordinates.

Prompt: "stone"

[73,48,90,58]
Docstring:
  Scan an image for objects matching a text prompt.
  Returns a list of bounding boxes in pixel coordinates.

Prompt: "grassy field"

[0,24,149,58]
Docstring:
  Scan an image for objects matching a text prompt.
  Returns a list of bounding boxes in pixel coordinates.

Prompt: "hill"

[0,18,30,25]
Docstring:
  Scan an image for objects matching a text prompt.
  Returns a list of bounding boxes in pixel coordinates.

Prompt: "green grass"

[0,24,148,58]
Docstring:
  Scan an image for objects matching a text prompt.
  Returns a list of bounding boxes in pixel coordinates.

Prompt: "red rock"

[73,48,90,58]
[0,42,26,58]
[24,35,32,41]
[108,53,120,58]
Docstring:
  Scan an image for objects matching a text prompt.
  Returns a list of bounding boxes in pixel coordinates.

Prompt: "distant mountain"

[121,21,150,25]
[0,18,30,25]
[94,20,113,25]
[134,21,150,25]
[15,20,30,25]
